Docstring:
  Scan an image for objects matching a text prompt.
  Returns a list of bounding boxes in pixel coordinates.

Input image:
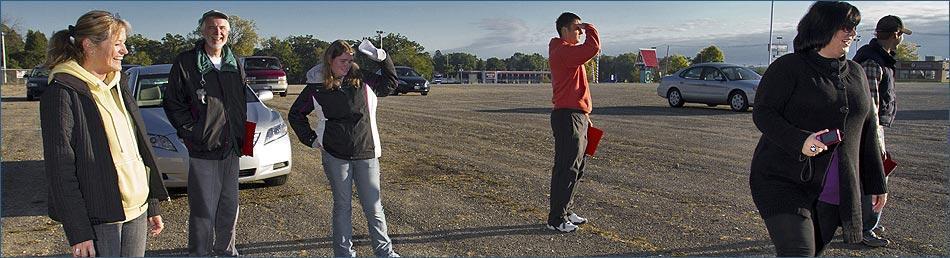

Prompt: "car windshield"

[30,68,50,77]
[395,68,420,77]
[244,58,282,70]
[135,74,259,108]
[720,67,762,81]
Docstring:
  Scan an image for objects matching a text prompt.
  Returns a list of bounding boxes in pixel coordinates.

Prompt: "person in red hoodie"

[546,12,600,233]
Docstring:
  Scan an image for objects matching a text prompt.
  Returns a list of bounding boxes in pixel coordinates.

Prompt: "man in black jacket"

[162,10,247,256]
[852,14,911,248]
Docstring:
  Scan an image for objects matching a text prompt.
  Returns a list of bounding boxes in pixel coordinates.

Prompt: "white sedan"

[125,64,292,188]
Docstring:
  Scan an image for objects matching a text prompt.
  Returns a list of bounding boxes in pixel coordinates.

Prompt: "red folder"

[242,121,256,157]
[882,152,896,177]
[585,126,604,156]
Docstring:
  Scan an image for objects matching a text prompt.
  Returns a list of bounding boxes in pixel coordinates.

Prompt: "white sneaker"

[546,221,578,232]
[566,213,588,225]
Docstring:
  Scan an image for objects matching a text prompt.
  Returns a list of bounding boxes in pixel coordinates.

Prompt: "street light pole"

[1,31,7,84]
[768,0,774,65]
[2,30,7,70]
[375,30,384,49]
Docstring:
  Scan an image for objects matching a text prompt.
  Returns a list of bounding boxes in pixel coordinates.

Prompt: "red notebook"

[242,121,256,157]
[585,126,604,156]
[882,152,897,177]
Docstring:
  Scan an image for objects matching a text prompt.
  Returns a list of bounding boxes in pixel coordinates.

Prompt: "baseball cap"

[876,15,912,35]
[199,10,229,25]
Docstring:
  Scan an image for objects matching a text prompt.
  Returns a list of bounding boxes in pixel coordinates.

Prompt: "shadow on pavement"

[142,224,551,256]
[477,105,747,117]
[2,160,49,218]
[895,109,949,121]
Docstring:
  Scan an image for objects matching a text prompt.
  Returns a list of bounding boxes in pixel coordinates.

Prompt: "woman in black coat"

[749,2,887,256]
[41,11,169,257]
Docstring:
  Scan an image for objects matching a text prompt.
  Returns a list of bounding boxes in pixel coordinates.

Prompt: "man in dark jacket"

[852,14,911,248]
[162,10,247,256]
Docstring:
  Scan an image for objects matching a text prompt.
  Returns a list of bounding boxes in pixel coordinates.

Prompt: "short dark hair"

[555,12,581,37]
[793,1,861,53]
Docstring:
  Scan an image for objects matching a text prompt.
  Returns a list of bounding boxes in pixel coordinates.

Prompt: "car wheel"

[422,92,428,96]
[667,88,684,107]
[729,91,749,112]
[264,175,288,186]
[280,92,287,97]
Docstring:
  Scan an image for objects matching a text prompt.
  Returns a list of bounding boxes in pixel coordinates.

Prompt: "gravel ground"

[2,82,947,256]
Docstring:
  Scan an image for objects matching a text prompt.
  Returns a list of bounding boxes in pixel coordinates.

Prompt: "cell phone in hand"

[817,129,842,145]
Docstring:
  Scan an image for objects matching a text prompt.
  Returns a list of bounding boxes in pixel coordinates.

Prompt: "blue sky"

[2,1,948,66]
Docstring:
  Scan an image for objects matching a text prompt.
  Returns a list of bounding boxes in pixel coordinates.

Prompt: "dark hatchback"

[393,66,429,96]
[25,66,50,101]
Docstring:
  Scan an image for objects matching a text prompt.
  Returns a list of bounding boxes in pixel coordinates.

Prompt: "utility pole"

[375,30,384,49]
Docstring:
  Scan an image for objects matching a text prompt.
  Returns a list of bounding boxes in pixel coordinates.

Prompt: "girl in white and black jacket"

[288,40,399,257]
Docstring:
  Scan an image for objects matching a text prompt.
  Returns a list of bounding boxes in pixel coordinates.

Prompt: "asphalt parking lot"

[2,82,947,256]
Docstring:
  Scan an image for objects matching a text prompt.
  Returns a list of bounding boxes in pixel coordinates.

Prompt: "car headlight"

[149,134,177,152]
[264,122,288,144]
[277,76,287,85]
[424,81,429,87]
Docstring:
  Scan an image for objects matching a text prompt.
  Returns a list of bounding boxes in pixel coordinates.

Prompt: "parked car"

[124,64,292,188]
[239,56,289,97]
[656,63,760,112]
[393,66,429,95]
[25,66,50,101]
[122,64,140,72]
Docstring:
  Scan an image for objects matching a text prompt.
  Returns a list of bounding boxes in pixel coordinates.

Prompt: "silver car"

[124,64,293,188]
[656,63,760,112]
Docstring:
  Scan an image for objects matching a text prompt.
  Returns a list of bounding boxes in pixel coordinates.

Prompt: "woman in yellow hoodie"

[40,10,169,257]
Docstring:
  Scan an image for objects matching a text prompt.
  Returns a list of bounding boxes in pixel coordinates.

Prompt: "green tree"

[2,22,25,68]
[485,57,505,71]
[124,34,159,65]
[692,45,725,63]
[285,35,329,83]
[17,30,47,68]
[895,41,919,61]
[506,52,548,71]
[614,52,638,82]
[190,15,259,56]
[225,15,259,56]
[446,52,479,71]
[432,50,446,75]
[255,37,297,77]
[662,54,691,75]
[367,33,433,79]
[154,33,191,64]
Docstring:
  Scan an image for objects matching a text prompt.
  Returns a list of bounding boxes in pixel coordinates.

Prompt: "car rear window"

[681,67,702,79]
[244,58,282,70]
[30,68,50,77]
[395,67,421,77]
[135,74,259,108]
[720,67,762,81]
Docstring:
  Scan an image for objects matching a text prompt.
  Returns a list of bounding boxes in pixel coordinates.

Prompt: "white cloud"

[447,17,550,58]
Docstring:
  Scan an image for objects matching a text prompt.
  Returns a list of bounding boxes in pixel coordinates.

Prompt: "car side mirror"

[257,90,274,101]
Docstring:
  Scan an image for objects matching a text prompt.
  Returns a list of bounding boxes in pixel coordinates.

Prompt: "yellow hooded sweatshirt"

[50,61,149,222]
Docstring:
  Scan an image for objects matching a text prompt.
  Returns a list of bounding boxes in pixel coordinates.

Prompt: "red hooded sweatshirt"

[548,24,600,113]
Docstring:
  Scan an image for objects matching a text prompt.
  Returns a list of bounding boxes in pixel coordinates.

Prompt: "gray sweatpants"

[321,150,396,257]
[187,153,240,256]
[92,212,147,257]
